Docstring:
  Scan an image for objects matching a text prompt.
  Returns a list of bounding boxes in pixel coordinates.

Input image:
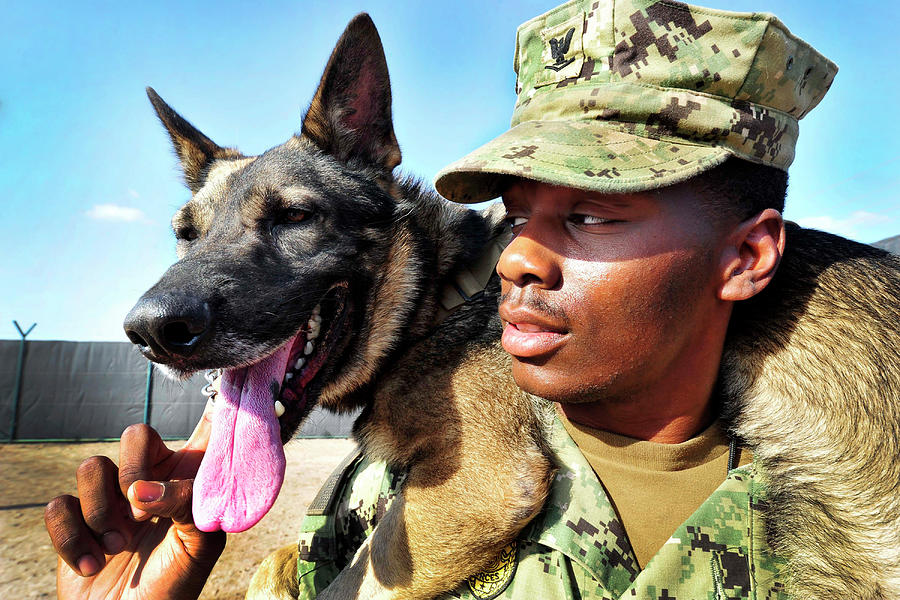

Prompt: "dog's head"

[122,15,449,532]
[126,13,407,422]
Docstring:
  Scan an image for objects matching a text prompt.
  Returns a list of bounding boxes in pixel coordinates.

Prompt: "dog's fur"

[722,226,900,599]
[133,14,900,600]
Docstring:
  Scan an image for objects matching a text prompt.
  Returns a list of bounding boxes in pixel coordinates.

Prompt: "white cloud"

[85,203,147,223]
[795,211,892,240]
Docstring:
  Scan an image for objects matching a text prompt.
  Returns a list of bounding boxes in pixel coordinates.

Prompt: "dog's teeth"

[312,304,321,317]
[285,372,293,381]
[295,357,305,370]
[308,325,320,340]
[274,400,286,418]
[312,314,323,325]
[304,341,314,355]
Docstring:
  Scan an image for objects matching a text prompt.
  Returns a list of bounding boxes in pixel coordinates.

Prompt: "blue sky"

[2,1,897,342]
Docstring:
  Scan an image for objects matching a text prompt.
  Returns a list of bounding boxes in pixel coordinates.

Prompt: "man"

[287,1,851,598]
[288,2,836,598]
[45,0,858,598]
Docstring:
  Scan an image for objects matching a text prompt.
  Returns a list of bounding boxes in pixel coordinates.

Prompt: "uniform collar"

[524,416,641,596]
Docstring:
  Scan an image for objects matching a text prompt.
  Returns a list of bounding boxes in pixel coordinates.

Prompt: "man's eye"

[505,216,528,229]
[571,214,616,226]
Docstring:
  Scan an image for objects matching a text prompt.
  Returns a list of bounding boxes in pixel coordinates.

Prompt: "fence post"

[143,361,153,425]
[8,321,37,442]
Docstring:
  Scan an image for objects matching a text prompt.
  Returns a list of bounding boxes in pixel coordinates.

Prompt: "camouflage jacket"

[295,417,788,599]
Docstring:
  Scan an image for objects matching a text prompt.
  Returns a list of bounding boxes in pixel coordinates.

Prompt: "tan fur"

[722,224,900,599]
[247,544,301,600]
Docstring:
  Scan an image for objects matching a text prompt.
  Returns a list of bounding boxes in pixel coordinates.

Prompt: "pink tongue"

[193,341,293,533]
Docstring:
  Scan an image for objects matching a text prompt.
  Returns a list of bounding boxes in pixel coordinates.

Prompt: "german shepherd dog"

[125,14,900,600]
[125,14,553,600]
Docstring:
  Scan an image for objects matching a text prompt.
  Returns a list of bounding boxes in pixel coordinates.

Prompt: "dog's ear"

[146,87,241,193]
[301,14,401,174]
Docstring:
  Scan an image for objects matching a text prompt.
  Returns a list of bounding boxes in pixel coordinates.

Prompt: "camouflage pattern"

[295,417,789,599]
[296,457,407,598]
[434,0,837,203]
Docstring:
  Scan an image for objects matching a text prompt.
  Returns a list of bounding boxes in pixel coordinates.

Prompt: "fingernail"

[130,506,149,521]
[77,554,100,577]
[102,531,125,554]
[133,480,164,502]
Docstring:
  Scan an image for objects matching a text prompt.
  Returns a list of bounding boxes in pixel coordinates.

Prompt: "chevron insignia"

[546,27,576,71]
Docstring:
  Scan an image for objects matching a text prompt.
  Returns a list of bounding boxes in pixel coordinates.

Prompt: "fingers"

[127,478,196,525]
[46,451,145,577]
[75,455,137,554]
[45,494,106,577]
[118,424,171,520]
[125,477,226,562]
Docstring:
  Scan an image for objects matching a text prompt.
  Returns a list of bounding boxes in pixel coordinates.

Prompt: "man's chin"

[510,358,614,405]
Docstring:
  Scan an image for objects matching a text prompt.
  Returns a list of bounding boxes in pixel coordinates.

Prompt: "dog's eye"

[279,208,310,224]
[176,227,199,241]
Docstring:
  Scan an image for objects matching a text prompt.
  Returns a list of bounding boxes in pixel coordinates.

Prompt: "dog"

[126,13,900,600]
[125,14,554,600]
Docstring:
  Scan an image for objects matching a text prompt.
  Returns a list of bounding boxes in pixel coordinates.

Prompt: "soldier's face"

[497,179,729,406]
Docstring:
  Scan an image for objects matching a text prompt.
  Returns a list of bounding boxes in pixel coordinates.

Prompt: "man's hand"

[44,404,226,600]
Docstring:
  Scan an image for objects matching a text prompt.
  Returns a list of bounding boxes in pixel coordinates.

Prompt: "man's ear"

[719,209,786,301]
[300,14,401,174]
[146,87,242,193]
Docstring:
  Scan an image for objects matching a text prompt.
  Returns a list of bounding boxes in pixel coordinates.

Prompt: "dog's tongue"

[193,342,292,533]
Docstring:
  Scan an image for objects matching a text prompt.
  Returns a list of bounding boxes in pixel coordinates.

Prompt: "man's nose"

[496,230,562,290]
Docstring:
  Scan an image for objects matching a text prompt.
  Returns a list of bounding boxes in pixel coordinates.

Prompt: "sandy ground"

[0,437,357,600]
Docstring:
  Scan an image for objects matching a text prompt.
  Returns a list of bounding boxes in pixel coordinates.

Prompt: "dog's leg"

[246,544,301,600]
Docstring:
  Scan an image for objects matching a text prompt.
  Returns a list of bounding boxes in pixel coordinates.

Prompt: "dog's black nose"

[123,294,212,358]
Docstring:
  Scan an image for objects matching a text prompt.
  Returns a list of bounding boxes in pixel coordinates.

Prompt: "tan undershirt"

[558,408,751,569]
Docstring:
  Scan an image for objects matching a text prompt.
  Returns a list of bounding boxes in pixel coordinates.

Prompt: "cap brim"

[435,120,731,204]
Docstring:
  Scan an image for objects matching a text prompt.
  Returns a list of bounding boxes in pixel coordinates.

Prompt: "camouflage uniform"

[296,416,788,600]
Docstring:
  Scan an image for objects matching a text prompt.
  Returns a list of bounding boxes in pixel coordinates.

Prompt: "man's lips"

[499,304,569,358]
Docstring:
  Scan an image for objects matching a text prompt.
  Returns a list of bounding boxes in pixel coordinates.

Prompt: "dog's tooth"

[312,304,321,317]
[285,372,293,381]
[308,324,320,340]
[304,341,314,355]
[295,357,306,370]
[274,400,286,418]
[312,314,323,325]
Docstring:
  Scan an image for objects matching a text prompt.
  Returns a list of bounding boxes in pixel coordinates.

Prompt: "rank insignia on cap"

[546,27,576,71]
[467,540,518,599]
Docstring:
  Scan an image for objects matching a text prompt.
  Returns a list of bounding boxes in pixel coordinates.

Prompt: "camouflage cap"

[435,0,837,203]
